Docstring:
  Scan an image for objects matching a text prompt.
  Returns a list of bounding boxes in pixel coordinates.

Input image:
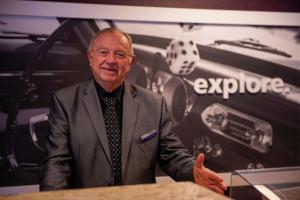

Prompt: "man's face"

[87,31,135,91]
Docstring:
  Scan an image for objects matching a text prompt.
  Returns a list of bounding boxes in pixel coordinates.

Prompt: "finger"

[206,178,220,186]
[195,153,205,169]
[208,185,225,195]
[205,168,224,182]
[194,169,220,185]
[217,181,227,191]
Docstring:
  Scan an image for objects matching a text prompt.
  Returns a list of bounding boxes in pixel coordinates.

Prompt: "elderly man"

[40,27,227,194]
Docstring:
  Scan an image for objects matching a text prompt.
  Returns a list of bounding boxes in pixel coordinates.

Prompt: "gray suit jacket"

[40,79,195,190]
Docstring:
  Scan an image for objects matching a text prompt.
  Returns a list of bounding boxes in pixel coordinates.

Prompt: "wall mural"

[0,16,300,186]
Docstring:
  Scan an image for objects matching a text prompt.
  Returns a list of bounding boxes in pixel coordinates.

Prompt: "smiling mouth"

[101,67,118,76]
[102,66,117,72]
[103,67,116,71]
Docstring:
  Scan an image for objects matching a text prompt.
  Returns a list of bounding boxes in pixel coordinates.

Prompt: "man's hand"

[193,153,227,194]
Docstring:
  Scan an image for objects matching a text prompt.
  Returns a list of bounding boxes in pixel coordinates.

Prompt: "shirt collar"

[94,79,123,102]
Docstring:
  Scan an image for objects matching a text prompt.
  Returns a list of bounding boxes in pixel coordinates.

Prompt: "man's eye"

[97,50,108,56]
[115,52,126,59]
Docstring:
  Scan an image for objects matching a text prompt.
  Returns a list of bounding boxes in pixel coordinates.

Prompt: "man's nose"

[105,53,117,63]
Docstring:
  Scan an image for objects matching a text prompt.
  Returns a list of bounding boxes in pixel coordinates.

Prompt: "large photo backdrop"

[0,13,300,186]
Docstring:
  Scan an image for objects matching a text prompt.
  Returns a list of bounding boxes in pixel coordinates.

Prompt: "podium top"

[0,182,230,200]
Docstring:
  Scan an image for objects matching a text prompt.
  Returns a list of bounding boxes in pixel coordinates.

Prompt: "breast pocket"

[133,130,159,159]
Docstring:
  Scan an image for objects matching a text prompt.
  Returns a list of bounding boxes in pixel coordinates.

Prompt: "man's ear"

[130,55,137,66]
[87,50,93,65]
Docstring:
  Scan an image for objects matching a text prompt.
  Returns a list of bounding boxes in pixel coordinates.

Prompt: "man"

[40,27,227,194]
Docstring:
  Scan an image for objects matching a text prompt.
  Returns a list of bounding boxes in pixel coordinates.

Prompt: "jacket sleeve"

[40,92,72,191]
[158,97,195,181]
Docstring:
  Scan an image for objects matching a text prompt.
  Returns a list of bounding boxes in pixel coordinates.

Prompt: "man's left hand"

[193,153,227,194]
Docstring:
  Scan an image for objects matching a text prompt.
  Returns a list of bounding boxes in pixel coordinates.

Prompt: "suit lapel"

[122,82,139,176]
[82,80,112,165]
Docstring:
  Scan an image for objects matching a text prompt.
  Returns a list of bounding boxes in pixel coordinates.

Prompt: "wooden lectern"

[0,182,231,200]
